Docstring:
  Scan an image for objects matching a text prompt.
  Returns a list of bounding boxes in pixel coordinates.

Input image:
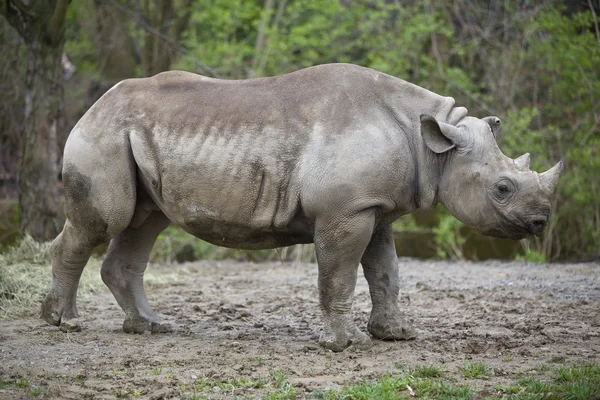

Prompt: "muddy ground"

[1,259,599,399]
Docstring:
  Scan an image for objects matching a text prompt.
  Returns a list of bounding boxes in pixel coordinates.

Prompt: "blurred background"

[1,0,598,263]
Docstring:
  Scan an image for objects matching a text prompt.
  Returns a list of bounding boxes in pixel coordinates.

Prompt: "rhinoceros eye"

[492,180,515,204]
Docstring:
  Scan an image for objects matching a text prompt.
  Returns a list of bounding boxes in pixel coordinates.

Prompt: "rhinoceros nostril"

[529,219,547,234]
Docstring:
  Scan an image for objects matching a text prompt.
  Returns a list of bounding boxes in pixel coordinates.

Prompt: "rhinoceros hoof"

[41,292,82,331]
[123,317,172,334]
[59,319,83,332]
[319,329,373,352]
[150,321,173,334]
[41,293,61,326]
[367,317,417,340]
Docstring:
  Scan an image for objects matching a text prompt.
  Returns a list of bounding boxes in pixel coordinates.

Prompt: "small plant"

[14,377,29,388]
[433,210,467,260]
[76,374,87,386]
[503,354,514,362]
[114,389,131,398]
[309,389,338,399]
[410,364,444,378]
[270,370,288,388]
[555,363,600,383]
[495,384,520,395]
[535,364,552,372]
[460,361,492,379]
[151,367,162,375]
[341,376,410,399]
[27,387,52,397]
[265,386,298,400]
[516,249,546,264]
[409,378,476,399]
[516,377,551,394]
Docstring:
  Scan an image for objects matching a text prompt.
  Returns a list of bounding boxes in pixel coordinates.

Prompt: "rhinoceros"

[41,63,562,351]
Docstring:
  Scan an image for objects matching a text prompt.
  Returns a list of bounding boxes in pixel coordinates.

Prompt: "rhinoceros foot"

[123,315,172,334]
[41,290,82,332]
[367,312,416,340]
[319,315,373,352]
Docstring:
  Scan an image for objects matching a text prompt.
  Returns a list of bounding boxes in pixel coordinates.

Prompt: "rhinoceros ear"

[420,114,461,154]
[482,116,502,139]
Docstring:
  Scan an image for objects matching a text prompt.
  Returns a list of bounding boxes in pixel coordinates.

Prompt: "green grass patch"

[340,375,410,400]
[339,374,475,400]
[410,364,444,378]
[552,363,600,399]
[516,377,552,394]
[459,361,492,379]
[190,372,293,399]
[411,377,476,399]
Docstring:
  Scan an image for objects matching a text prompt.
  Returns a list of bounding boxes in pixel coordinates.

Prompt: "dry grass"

[0,236,183,320]
[0,236,104,319]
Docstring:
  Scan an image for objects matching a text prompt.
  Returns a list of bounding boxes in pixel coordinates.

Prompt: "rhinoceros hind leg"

[361,225,416,340]
[314,211,376,352]
[41,221,102,332]
[100,210,171,334]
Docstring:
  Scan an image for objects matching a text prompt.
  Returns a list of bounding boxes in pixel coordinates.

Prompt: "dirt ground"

[1,258,599,399]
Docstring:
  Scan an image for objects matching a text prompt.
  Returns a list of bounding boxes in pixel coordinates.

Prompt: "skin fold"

[41,63,563,351]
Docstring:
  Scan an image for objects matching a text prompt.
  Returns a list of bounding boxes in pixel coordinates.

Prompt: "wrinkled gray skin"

[41,64,563,351]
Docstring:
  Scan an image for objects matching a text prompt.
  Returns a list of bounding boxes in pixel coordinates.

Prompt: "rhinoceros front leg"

[101,211,171,334]
[361,224,416,340]
[314,211,376,352]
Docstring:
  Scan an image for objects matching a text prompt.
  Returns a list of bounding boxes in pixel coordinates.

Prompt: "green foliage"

[1,0,592,261]
[433,209,467,260]
[151,225,316,264]
[497,8,600,260]
[515,250,547,264]
[391,214,426,234]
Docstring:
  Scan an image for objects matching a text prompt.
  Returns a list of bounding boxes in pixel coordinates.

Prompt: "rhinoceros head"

[420,114,563,240]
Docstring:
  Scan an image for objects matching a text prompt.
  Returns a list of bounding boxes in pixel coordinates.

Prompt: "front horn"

[540,160,564,193]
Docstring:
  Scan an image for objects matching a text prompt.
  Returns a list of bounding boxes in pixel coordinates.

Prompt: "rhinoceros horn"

[482,116,502,138]
[482,116,501,139]
[539,160,564,193]
[514,153,531,171]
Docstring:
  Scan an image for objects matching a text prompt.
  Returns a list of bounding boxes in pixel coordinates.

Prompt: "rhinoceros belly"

[131,124,313,249]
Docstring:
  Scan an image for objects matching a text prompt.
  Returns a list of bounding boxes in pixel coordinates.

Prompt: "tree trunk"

[18,39,64,241]
[2,0,70,241]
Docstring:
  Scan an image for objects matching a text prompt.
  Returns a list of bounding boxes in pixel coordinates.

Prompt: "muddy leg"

[101,211,171,334]
[41,222,102,332]
[361,224,416,340]
[314,211,375,352]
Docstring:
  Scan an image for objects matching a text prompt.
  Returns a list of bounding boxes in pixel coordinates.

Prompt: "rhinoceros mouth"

[483,226,529,240]
[482,213,531,240]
